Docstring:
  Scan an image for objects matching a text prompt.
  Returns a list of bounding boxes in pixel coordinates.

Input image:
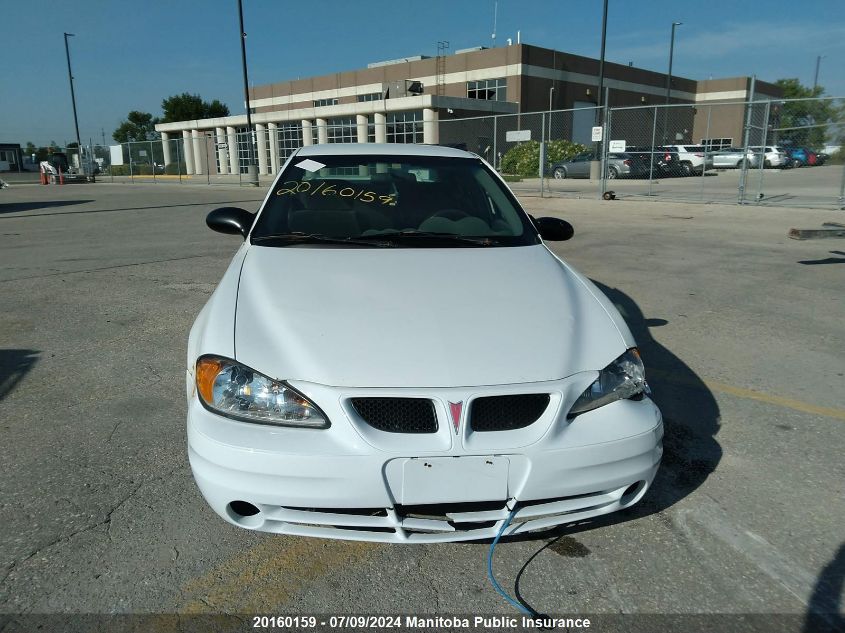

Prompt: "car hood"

[234,244,628,388]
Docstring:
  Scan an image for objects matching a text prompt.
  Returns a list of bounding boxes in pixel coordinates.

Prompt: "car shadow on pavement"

[502,281,723,615]
[0,349,39,401]
[803,542,845,633]
[798,251,845,266]
[0,200,94,215]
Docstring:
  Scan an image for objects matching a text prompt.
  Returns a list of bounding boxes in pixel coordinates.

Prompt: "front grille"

[469,394,550,432]
[350,397,437,433]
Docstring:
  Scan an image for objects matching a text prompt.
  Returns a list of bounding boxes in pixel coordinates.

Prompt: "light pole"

[237,0,259,185]
[662,21,682,143]
[813,55,825,93]
[63,33,83,169]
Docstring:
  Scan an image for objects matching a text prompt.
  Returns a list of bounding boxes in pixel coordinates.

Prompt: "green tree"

[772,78,841,149]
[500,140,587,176]
[160,93,230,123]
[113,111,160,143]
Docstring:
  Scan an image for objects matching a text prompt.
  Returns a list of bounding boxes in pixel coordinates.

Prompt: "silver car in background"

[711,148,760,169]
[550,152,649,179]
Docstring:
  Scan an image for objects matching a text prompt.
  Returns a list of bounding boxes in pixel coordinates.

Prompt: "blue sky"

[2,0,843,146]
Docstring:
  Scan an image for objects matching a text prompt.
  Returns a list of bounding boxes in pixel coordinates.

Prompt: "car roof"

[296,143,477,159]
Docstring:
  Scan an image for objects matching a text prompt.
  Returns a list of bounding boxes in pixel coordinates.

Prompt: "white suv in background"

[661,145,715,176]
[749,146,790,168]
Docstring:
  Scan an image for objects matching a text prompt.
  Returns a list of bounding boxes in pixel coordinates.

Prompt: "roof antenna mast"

[492,0,498,47]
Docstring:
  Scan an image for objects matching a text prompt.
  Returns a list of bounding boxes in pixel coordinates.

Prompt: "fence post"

[129,143,134,183]
[600,103,611,198]
[648,106,658,197]
[839,161,845,210]
[700,105,712,200]
[738,77,757,205]
[540,112,546,198]
[205,133,211,185]
[493,116,497,170]
[176,139,182,183]
[754,100,771,203]
[150,140,156,183]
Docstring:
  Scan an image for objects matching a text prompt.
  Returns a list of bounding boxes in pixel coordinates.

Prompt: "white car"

[662,144,715,175]
[186,143,663,543]
[748,146,790,168]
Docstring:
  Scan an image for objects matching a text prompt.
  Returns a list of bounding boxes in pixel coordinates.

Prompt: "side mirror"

[533,216,574,241]
[206,207,255,238]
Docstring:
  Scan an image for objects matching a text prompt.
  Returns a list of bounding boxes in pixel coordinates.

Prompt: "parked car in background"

[549,152,649,179]
[784,147,818,167]
[748,146,790,168]
[626,146,682,178]
[711,148,759,169]
[660,145,715,176]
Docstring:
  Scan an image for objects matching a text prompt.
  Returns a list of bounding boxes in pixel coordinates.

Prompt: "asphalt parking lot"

[1,182,843,632]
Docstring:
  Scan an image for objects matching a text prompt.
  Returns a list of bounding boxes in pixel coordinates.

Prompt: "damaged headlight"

[568,348,649,418]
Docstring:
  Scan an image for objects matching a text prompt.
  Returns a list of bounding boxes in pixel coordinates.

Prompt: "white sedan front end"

[186,144,662,542]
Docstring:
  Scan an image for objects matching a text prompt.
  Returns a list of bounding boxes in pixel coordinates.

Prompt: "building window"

[368,115,376,143]
[236,127,251,174]
[467,78,507,101]
[327,117,357,143]
[387,110,423,144]
[276,123,303,160]
[701,138,733,150]
[357,92,383,102]
[314,98,339,107]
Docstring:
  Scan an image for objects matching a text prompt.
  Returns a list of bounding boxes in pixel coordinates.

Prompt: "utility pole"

[63,33,82,167]
[662,22,682,143]
[813,55,824,93]
[237,0,259,185]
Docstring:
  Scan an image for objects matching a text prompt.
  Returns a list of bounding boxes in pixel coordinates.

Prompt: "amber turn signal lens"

[196,357,225,404]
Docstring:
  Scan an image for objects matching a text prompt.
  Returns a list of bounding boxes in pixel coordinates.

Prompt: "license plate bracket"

[400,456,509,505]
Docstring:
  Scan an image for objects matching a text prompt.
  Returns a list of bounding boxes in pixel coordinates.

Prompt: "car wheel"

[680,162,693,176]
[793,159,802,168]
[553,167,566,179]
[764,160,771,168]
[606,166,618,179]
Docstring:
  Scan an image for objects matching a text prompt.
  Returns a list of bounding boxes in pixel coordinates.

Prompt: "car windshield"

[251,154,539,247]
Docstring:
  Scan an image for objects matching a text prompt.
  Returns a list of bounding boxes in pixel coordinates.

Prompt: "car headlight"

[568,348,649,418]
[195,355,329,428]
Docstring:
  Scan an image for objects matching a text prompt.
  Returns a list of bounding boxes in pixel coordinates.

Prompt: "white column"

[316,118,328,145]
[191,130,204,175]
[374,112,387,143]
[268,122,279,174]
[356,115,369,143]
[161,132,172,166]
[256,123,268,175]
[215,127,228,175]
[301,120,313,146]
[227,126,239,175]
[182,130,194,174]
[423,108,439,145]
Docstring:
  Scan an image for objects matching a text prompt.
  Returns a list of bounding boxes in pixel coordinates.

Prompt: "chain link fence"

[597,97,844,209]
[27,97,844,209]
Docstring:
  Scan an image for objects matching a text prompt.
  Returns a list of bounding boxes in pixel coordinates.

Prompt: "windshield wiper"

[357,230,499,246]
[251,232,393,248]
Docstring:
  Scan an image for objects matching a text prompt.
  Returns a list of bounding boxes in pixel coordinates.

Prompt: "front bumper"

[187,377,663,543]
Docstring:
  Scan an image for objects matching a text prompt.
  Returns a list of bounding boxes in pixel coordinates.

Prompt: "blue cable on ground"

[487,501,538,617]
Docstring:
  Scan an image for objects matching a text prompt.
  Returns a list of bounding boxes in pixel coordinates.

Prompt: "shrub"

[500,140,587,176]
[165,162,187,175]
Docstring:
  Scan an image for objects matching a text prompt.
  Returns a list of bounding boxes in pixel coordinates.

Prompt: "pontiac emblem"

[448,401,463,435]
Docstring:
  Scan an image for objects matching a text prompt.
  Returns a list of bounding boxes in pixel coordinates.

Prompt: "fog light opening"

[229,500,260,517]
[620,481,646,506]
[226,501,265,528]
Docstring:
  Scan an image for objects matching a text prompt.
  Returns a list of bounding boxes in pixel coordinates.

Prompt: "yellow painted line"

[175,536,379,614]
[650,369,845,421]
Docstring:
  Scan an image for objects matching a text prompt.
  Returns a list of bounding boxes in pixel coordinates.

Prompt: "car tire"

[680,162,693,176]
[553,168,566,179]
[606,166,618,179]
[793,159,802,168]
[764,160,771,168]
